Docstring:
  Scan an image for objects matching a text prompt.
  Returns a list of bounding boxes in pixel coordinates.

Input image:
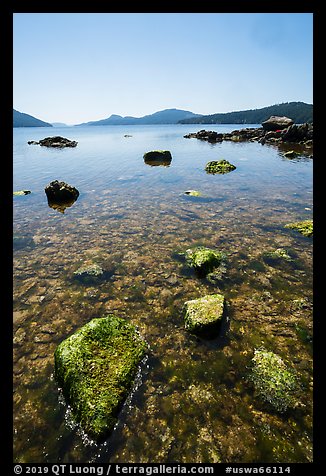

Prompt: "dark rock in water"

[13,190,31,196]
[45,180,79,204]
[28,136,78,148]
[261,116,294,131]
[184,130,223,142]
[143,150,172,166]
[54,315,147,441]
[281,123,313,143]
[205,159,236,174]
[183,294,225,336]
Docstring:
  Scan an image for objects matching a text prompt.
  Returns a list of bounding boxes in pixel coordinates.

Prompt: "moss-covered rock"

[262,248,293,265]
[13,190,31,196]
[54,315,147,441]
[183,294,225,336]
[73,263,104,284]
[285,220,313,237]
[185,246,226,278]
[248,349,300,413]
[205,159,236,174]
[184,190,202,197]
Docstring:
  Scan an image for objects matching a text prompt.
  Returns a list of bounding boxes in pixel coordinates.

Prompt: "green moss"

[262,248,293,265]
[185,246,226,277]
[205,159,236,174]
[54,315,147,441]
[183,294,225,336]
[73,263,104,284]
[248,349,300,413]
[285,220,313,237]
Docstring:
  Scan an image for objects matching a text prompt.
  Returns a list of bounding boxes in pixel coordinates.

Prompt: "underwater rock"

[283,150,300,158]
[13,190,31,196]
[45,180,79,204]
[143,150,172,166]
[205,160,236,174]
[13,234,35,250]
[54,315,147,441]
[184,130,223,142]
[28,136,78,148]
[185,246,226,278]
[262,248,293,265]
[73,263,104,283]
[285,220,313,237]
[183,294,225,336]
[248,349,300,413]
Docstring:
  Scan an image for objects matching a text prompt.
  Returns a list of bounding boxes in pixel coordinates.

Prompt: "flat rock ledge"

[183,294,225,336]
[54,315,147,441]
[28,136,78,148]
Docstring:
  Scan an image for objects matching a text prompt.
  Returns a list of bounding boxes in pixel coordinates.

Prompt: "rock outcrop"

[45,180,79,203]
[54,315,147,441]
[261,116,294,131]
[28,136,78,148]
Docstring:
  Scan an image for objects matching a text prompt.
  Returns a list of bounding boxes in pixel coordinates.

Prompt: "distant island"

[13,102,313,128]
[75,109,202,126]
[13,109,53,128]
[178,102,313,125]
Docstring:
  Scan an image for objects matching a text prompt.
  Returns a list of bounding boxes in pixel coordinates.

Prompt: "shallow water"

[13,124,313,463]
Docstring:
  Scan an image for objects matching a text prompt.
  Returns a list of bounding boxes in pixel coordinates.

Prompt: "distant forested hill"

[13,109,53,127]
[178,102,313,125]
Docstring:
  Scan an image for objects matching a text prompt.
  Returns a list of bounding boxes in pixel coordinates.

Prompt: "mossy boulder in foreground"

[285,219,313,237]
[205,159,236,174]
[54,315,147,441]
[183,294,225,336]
[249,349,300,413]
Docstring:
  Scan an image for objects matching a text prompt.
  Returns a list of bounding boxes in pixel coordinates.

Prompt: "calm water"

[13,124,313,463]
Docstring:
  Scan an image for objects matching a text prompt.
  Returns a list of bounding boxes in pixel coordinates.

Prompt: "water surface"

[13,124,313,463]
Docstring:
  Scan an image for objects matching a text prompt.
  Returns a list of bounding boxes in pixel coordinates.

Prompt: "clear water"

[13,124,313,463]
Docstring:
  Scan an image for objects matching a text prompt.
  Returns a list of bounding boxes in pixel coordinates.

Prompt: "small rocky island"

[28,136,78,148]
[184,116,313,148]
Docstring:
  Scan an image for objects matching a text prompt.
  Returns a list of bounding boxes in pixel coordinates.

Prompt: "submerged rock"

[73,263,104,283]
[248,349,300,413]
[261,116,294,132]
[283,150,301,159]
[185,246,226,278]
[262,248,293,265]
[45,180,79,204]
[183,294,225,336]
[285,220,313,237]
[54,315,147,441]
[28,136,78,148]
[205,160,236,174]
[143,150,172,166]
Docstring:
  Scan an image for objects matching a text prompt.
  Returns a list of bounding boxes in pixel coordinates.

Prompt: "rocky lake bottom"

[13,125,313,463]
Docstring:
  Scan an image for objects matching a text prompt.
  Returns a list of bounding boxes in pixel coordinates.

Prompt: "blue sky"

[13,13,313,125]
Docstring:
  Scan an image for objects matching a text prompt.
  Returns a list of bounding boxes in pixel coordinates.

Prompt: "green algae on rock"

[185,246,226,278]
[285,220,313,237]
[249,349,300,413]
[13,190,31,196]
[262,248,293,265]
[205,159,236,174]
[54,315,147,441]
[184,190,202,197]
[183,294,225,336]
[73,263,104,283]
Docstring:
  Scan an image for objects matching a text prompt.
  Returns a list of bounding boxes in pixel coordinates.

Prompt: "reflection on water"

[13,125,313,463]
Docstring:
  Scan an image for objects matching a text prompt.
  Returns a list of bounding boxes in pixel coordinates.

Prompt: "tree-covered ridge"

[178,102,313,125]
[13,109,53,128]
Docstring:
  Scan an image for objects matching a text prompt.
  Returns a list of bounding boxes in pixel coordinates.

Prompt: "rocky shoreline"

[184,115,313,148]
